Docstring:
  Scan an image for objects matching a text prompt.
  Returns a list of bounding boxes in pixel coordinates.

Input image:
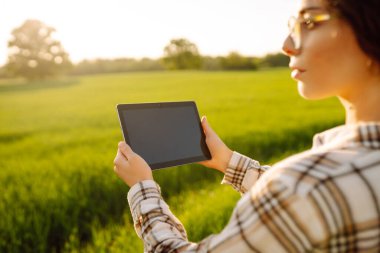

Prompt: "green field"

[0,69,344,252]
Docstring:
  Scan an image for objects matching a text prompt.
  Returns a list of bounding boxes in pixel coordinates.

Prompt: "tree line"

[0,20,289,80]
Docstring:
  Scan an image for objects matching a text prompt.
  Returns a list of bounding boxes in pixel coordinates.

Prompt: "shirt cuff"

[222,151,268,193]
[222,152,251,191]
[127,180,162,225]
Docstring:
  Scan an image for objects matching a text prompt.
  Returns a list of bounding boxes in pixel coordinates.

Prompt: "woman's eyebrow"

[299,6,325,14]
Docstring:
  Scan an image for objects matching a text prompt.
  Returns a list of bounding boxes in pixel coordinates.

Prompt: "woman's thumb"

[118,141,134,158]
[201,116,211,133]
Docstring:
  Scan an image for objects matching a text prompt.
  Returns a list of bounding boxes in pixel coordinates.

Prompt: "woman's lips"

[290,67,306,79]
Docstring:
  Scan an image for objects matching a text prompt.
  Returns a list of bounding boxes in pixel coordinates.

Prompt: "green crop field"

[0,69,344,253]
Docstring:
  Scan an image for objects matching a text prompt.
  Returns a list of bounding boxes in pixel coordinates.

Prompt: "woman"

[113,0,380,251]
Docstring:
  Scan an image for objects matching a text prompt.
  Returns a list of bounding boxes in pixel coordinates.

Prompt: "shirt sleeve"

[127,177,319,253]
[221,151,271,194]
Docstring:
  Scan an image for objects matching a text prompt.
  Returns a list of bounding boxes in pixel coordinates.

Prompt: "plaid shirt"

[127,123,380,252]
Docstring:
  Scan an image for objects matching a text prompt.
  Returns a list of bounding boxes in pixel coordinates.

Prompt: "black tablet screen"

[117,102,210,169]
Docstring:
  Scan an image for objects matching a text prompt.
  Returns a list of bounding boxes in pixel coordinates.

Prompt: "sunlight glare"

[0,0,298,65]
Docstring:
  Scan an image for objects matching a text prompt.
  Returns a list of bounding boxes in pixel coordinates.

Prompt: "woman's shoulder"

[258,146,371,197]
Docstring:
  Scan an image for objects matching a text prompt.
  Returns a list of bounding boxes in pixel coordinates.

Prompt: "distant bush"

[201,56,223,71]
[258,53,289,68]
[69,58,164,75]
[201,52,287,71]
[67,52,286,76]
[220,52,258,71]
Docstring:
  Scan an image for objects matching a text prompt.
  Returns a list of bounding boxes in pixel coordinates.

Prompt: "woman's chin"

[297,82,327,100]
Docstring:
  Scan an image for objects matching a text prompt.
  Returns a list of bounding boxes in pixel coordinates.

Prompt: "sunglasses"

[288,12,332,49]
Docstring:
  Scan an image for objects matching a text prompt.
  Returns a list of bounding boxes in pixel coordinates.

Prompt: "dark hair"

[327,0,380,65]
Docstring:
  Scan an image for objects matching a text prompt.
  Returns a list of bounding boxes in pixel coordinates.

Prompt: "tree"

[161,38,202,70]
[6,19,72,80]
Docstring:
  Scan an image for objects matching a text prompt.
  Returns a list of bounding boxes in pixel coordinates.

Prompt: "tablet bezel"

[116,101,211,170]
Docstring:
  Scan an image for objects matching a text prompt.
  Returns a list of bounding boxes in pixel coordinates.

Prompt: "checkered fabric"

[127,122,380,252]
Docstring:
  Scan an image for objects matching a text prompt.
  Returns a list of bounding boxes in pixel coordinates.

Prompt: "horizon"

[0,0,299,66]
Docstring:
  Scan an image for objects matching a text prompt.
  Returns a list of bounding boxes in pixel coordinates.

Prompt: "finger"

[113,152,121,172]
[201,116,210,133]
[118,141,134,159]
[114,149,126,166]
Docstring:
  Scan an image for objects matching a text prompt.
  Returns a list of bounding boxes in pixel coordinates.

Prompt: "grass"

[0,69,344,252]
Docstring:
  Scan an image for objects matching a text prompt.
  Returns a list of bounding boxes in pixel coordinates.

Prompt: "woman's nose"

[282,34,299,56]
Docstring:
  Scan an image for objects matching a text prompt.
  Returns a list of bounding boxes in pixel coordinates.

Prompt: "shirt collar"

[312,122,380,150]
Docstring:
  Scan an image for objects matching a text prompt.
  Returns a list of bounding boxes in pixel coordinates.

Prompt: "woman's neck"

[339,77,380,124]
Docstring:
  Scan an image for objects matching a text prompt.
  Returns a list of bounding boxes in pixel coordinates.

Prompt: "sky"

[0,0,299,65]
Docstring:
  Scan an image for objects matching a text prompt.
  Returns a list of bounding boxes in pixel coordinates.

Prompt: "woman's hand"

[198,116,233,173]
[113,141,153,187]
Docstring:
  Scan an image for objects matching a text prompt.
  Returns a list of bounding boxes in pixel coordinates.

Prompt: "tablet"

[116,101,211,170]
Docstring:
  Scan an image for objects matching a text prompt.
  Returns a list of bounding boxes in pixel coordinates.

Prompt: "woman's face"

[283,0,371,100]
